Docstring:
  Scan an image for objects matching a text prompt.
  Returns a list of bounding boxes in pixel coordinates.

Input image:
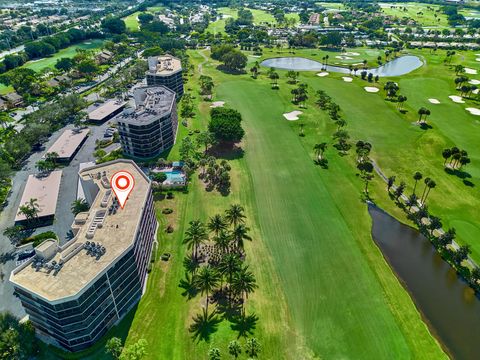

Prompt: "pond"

[369,204,480,360]
[261,55,423,77]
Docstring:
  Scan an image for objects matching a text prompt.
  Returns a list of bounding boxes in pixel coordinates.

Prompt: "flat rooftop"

[45,128,89,160]
[15,171,62,222]
[10,160,151,302]
[147,55,182,76]
[115,86,175,126]
[88,100,126,121]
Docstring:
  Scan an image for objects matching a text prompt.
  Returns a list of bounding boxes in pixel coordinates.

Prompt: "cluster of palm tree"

[388,171,436,210]
[360,71,378,83]
[18,198,40,227]
[315,90,351,154]
[321,54,330,70]
[384,81,400,99]
[35,151,59,174]
[198,156,232,194]
[356,141,374,194]
[454,75,469,90]
[267,67,279,89]
[286,70,299,84]
[182,205,258,337]
[444,50,456,63]
[442,147,471,170]
[208,338,261,360]
[417,107,431,124]
[313,142,328,168]
[291,83,308,107]
[199,75,214,96]
[249,61,260,79]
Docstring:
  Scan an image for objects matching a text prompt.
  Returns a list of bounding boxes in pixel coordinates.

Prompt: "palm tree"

[71,198,90,215]
[245,338,261,358]
[218,253,241,300]
[208,348,221,360]
[194,265,219,314]
[419,177,431,204]
[313,142,327,160]
[213,230,231,255]
[232,266,257,316]
[228,340,242,359]
[387,176,396,192]
[412,172,422,195]
[183,220,209,259]
[18,198,40,225]
[231,224,252,251]
[442,148,452,166]
[183,253,200,275]
[422,179,436,203]
[225,204,246,228]
[208,214,227,236]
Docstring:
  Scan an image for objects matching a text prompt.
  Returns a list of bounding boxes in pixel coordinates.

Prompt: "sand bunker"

[466,107,480,115]
[469,79,480,85]
[343,52,360,56]
[283,110,302,121]
[335,55,353,60]
[364,87,379,93]
[210,101,225,108]
[465,68,477,75]
[473,89,479,94]
[342,77,353,82]
[316,72,329,77]
[449,95,465,103]
[428,98,440,104]
[476,58,480,62]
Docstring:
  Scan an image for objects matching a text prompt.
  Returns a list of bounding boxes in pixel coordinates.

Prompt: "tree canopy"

[208,107,245,143]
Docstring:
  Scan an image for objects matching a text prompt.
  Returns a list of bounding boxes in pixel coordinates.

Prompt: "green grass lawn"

[123,11,141,31]
[379,2,449,27]
[0,84,13,95]
[316,2,346,11]
[207,7,293,34]
[21,39,105,72]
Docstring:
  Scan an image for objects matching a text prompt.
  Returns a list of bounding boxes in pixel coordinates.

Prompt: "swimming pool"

[164,170,185,184]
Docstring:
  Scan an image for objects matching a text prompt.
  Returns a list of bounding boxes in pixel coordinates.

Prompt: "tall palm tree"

[225,204,246,228]
[231,224,252,251]
[213,230,231,255]
[313,142,327,160]
[387,176,396,192]
[218,253,241,300]
[194,265,219,314]
[419,177,431,204]
[183,220,209,259]
[422,180,436,203]
[412,172,422,195]
[208,214,227,236]
[232,266,257,316]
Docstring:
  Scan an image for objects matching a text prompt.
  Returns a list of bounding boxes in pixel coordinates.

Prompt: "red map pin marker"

[111,171,135,209]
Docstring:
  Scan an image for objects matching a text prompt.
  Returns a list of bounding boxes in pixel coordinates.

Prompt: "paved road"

[0,120,114,317]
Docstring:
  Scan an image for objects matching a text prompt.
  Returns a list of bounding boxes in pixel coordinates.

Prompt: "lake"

[369,204,480,360]
[261,55,423,77]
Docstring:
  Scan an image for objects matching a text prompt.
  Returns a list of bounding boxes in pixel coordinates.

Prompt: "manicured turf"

[24,39,105,72]
[0,84,13,95]
[122,49,447,358]
[123,12,141,31]
[207,7,290,34]
[379,2,449,28]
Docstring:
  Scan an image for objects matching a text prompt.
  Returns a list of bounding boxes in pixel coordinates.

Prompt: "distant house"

[308,13,320,25]
[95,50,114,65]
[46,75,71,88]
[1,92,24,109]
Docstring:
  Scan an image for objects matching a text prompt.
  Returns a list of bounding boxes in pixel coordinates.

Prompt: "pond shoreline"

[260,54,424,77]
[368,203,480,360]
